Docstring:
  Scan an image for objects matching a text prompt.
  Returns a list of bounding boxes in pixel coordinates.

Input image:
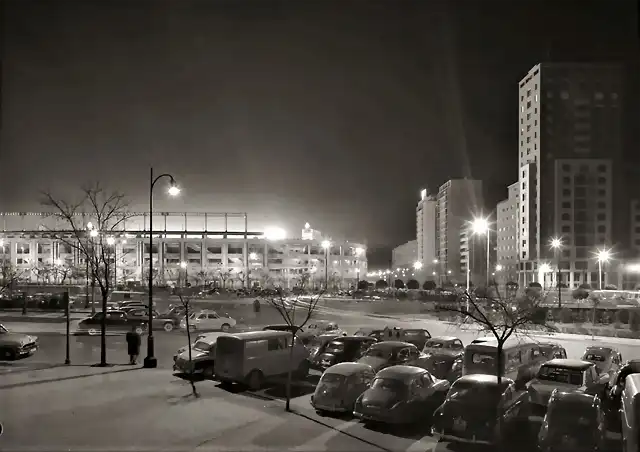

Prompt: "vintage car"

[307,333,344,361]
[76,310,148,335]
[354,365,450,424]
[354,327,390,341]
[422,336,465,357]
[173,332,210,362]
[357,341,422,372]
[311,336,378,370]
[173,332,232,379]
[0,324,39,360]
[537,390,606,452]
[527,359,608,413]
[431,374,529,447]
[419,337,465,383]
[311,362,375,414]
[581,345,623,383]
[179,310,237,332]
[606,359,640,421]
[298,321,346,341]
[536,341,567,360]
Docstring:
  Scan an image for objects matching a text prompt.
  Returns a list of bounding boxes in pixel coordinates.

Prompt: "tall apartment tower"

[416,189,437,269]
[496,182,519,284]
[517,63,624,288]
[435,179,483,281]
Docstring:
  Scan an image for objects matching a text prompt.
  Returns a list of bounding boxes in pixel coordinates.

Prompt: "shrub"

[605,284,618,290]
[578,283,592,290]
[375,280,388,289]
[422,280,437,291]
[572,288,590,300]
[619,309,630,324]
[560,308,573,323]
[357,280,369,290]
[406,279,420,290]
[393,279,405,289]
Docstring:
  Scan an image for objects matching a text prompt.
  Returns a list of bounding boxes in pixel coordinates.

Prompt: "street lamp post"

[322,240,331,291]
[470,217,491,288]
[550,238,563,308]
[596,248,611,290]
[144,168,180,369]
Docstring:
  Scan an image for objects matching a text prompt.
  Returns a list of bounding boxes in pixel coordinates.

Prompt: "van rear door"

[215,336,244,380]
[463,345,498,376]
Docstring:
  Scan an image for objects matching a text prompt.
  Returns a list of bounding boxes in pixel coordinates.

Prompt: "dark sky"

[1,0,638,265]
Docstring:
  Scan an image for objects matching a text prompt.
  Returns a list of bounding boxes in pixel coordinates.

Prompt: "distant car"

[311,363,375,414]
[536,341,567,360]
[419,337,465,383]
[581,345,623,384]
[0,324,38,360]
[311,336,378,371]
[306,333,344,361]
[298,321,345,340]
[527,359,609,414]
[262,324,302,335]
[422,336,464,357]
[76,310,148,336]
[353,328,389,341]
[432,374,529,447]
[357,341,422,372]
[537,390,606,452]
[354,365,449,425]
[172,332,233,379]
[179,310,236,332]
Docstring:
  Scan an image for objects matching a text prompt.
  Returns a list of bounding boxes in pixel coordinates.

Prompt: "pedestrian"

[126,325,141,365]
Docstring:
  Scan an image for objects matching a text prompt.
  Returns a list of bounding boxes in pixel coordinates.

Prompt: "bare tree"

[261,285,324,411]
[52,262,73,285]
[0,262,23,297]
[439,288,554,383]
[143,268,160,287]
[178,292,199,398]
[234,270,247,289]
[194,270,208,290]
[217,270,231,289]
[41,183,136,367]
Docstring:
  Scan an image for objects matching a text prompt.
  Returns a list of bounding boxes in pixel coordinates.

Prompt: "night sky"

[1,0,638,266]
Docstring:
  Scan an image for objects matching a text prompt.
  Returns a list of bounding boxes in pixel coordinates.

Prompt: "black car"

[606,359,640,423]
[311,336,378,370]
[537,390,606,452]
[76,310,148,335]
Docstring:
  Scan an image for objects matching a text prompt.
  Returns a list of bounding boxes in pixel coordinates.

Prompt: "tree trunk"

[285,338,295,412]
[100,293,107,366]
[496,342,504,384]
[185,304,198,396]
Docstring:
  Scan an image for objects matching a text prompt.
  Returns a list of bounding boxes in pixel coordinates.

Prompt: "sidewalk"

[0,362,139,389]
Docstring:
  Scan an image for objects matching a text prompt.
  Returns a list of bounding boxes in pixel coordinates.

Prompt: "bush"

[605,284,618,290]
[357,280,369,291]
[393,279,405,290]
[396,291,408,300]
[528,282,542,289]
[578,283,592,290]
[422,280,437,291]
[406,279,420,290]
[619,309,630,324]
[560,308,573,323]
[572,288,590,300]
[375,280,388,289]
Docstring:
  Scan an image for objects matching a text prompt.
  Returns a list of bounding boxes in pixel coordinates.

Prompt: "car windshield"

[447,382,503,405]
[318,373,346,388]
[193,341,212,352]
[370,378,407,393]
[538,366,585,385]
[364,346,392,359]
[583,353,606,362]
[326,341,345,353]
[424,340,445,349]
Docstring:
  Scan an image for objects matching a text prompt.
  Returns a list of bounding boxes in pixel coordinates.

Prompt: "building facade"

[496,182,519,284]
[0,212,367,289]
[392,240,418,270]
[416,189,437,270]
[435,179,484,282]
[517,63,625,288]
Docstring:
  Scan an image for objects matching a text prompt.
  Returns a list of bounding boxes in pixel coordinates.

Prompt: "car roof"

[375,365,428,380]
[584,346,616,354]
[535,341,562,347]
[324,362,374,375]
[332,336,376,343]
[197,332,232,344]
[428,336,459,342]
[455,374,514,386]
[223,330,293,341]
[543,359,594,369]
[371,341,415,349]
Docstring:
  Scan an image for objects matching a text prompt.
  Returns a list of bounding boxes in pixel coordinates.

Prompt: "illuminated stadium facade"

[0,212,367,289]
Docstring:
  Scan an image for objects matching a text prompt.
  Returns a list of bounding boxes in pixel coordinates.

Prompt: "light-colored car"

[527,359,608,412]
[299,321,345,340]
[173,332,232,379]
[581,345,623,384]
[311,362,375,413]
[0,324,39,360]
[179,310,236,332]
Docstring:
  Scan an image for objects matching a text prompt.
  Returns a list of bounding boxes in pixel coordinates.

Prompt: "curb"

[0,365,140,390]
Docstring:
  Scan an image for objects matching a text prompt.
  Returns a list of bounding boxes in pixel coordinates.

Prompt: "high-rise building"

[517,63,625,288]
[435,179,483,281]
[496,182,519,284]
[416,188,437,268]
[391,240,418,270]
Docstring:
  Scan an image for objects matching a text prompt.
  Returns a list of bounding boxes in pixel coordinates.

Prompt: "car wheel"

[202,365,215,380]
[1,347,17,360]
[88,328,99,336]
[163,322,174,332]
[246,370,264,391]
[221,323,230,332]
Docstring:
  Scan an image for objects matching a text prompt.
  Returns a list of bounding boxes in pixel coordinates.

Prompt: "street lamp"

[550,237,563,308]
[495,264,503,272]
[596,248,611,290]
[539,263,552,290]
[469,216,491,291]
[249,252,258,261]
[145,168,180,369]
[322,240,331,290]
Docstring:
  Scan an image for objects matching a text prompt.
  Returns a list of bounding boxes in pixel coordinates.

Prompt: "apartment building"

[517,63,624,288]
[496,182,519,284]
[392,240,418,270]
[416,188,437,268]
[435,179,483,281]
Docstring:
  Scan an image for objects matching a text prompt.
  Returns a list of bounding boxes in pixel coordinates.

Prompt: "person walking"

[126,325,141,365]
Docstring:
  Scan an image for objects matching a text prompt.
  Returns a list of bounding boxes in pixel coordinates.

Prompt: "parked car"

[172,332,233,379]
[357,341,422,372]
[353,327,389,341]
[431,374,529,447]
[354,365,449,425]
[173,333,210,362]
[311,336,378,371]
[76,310,148,336]
[419,337,465,383]
[581,345,623,385]
[179,310,236,332]
[537,390,606,452]
[0,324,38,360]
[298,321,345,341]
[527,359,608,414]
[311,363,375,414]
[422,336,465,357]
[536,341,567,360]
[307,333,343,361]
[125,307,186,332]
[606,359,640,423]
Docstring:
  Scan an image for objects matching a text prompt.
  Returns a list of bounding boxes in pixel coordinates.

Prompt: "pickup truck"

[0,324,39,360]
[76,310,149,335]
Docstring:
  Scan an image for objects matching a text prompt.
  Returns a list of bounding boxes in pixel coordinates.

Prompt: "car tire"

[246,370,264,391]
[1,347,17,360]
[163,322,174,332]
[202,365,215,380]
[88,328,99,336]
[221,323,230,332]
